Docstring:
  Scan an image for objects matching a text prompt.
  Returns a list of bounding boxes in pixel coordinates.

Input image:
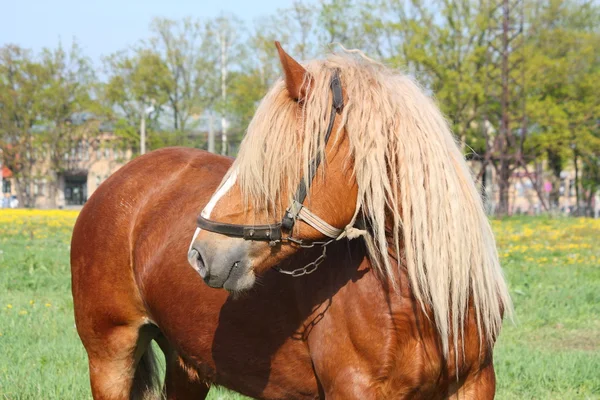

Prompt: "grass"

[0,210,599,399]
[492,217,600,399]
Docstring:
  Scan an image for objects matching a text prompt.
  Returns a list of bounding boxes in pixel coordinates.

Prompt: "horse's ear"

[275,41,310,101]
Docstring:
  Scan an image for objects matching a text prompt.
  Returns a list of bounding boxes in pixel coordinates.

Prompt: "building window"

[96,175,101,187]
[38,181,45,196]
[2,180,10,194]
[104,148,111,159]
[97,149,102,159]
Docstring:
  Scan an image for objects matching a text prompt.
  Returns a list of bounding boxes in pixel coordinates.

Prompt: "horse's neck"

[290,237,449,381]
[290,237,409,316]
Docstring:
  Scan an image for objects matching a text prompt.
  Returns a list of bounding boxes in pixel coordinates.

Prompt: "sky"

[1,0,301,65]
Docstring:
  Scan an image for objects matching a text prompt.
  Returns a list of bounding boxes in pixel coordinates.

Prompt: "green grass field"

[0,210,599,399]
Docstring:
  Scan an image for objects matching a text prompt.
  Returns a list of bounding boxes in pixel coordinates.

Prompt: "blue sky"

[1,0,301,64]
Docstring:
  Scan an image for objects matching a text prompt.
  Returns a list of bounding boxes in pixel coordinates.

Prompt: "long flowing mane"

[230,50,512,356]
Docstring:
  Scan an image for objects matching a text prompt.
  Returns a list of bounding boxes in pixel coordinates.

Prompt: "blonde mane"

[231,51,512,356]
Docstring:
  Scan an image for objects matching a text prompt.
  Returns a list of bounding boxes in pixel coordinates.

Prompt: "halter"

[196,72,345,269]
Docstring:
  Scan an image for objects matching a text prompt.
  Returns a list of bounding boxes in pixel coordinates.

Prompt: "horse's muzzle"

[188,248,208,279]
[187,235,255,291]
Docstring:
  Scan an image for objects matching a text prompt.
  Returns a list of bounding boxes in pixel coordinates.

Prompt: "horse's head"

[188,41,512,358]
[188,42,359,291]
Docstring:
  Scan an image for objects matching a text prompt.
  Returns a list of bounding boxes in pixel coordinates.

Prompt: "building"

[2,133,597,215]
[2,131,133,209]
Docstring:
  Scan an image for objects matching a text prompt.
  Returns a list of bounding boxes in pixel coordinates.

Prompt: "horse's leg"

[79,319,161,400]
[73,249,162,398]
[155,334,211,400]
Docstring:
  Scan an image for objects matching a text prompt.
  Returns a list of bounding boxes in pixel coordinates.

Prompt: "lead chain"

[274,239,333,277]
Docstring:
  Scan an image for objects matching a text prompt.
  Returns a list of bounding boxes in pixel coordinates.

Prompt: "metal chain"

[274,239,334,277]
[284,236,334,248]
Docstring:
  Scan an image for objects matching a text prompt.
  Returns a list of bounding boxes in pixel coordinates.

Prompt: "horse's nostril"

[188,248,208,279]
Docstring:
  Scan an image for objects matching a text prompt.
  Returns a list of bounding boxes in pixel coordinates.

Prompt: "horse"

[71,42,511,399]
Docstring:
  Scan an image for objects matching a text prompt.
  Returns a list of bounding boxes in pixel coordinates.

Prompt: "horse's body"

[72,147,495,399]
[73,42,510,399]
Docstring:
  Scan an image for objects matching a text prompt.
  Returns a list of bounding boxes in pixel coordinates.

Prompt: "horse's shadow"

[210,238,368,396]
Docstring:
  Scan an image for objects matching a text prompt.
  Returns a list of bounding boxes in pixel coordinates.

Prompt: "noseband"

[196,72,345,274]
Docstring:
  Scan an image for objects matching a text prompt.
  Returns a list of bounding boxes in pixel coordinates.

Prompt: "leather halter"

[196,72,344,247]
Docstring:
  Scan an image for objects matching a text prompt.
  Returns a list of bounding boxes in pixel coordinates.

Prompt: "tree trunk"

[14,177,26,208]
[573,148,580,215]
[585,188,594,217]
[497,161,511,216]
[48,172,58,209]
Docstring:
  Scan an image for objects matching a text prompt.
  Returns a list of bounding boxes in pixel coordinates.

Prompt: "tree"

[103,17,223,152]
[0,42,98,207]
[3,1,599,216]
[210,14,247,155]
[103,48,172,153]
[147,17,220,134]
[481,0,528,216]
[318,0,366,47]
[0,45,43,207]
[525,0,600,214]
[37,41,98,207]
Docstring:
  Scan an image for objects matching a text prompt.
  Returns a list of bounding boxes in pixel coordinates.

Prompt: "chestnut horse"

[71,43,511,399]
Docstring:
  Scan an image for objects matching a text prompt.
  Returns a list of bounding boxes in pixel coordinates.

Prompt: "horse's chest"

[302,277,446,398]
[300,269,399,394]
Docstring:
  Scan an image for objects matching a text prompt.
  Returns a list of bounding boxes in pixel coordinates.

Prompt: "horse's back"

[72,147,231,309]
[71,147,230,293]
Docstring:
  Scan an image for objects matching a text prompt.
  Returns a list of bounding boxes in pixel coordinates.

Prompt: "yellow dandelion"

[29,300,35,305]
[19,310,27,315]
[45,303,52,307]
[6,304,12,309]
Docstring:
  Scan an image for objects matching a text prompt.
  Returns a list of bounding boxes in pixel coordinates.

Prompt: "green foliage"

[2,0,599,208]
[36,42,98,177]
[0,41,98,207]
[226,70,270,140]
[522,0,600,211]
[104,50,172,115]
[0,46,41,202]
[526,1,600,161]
